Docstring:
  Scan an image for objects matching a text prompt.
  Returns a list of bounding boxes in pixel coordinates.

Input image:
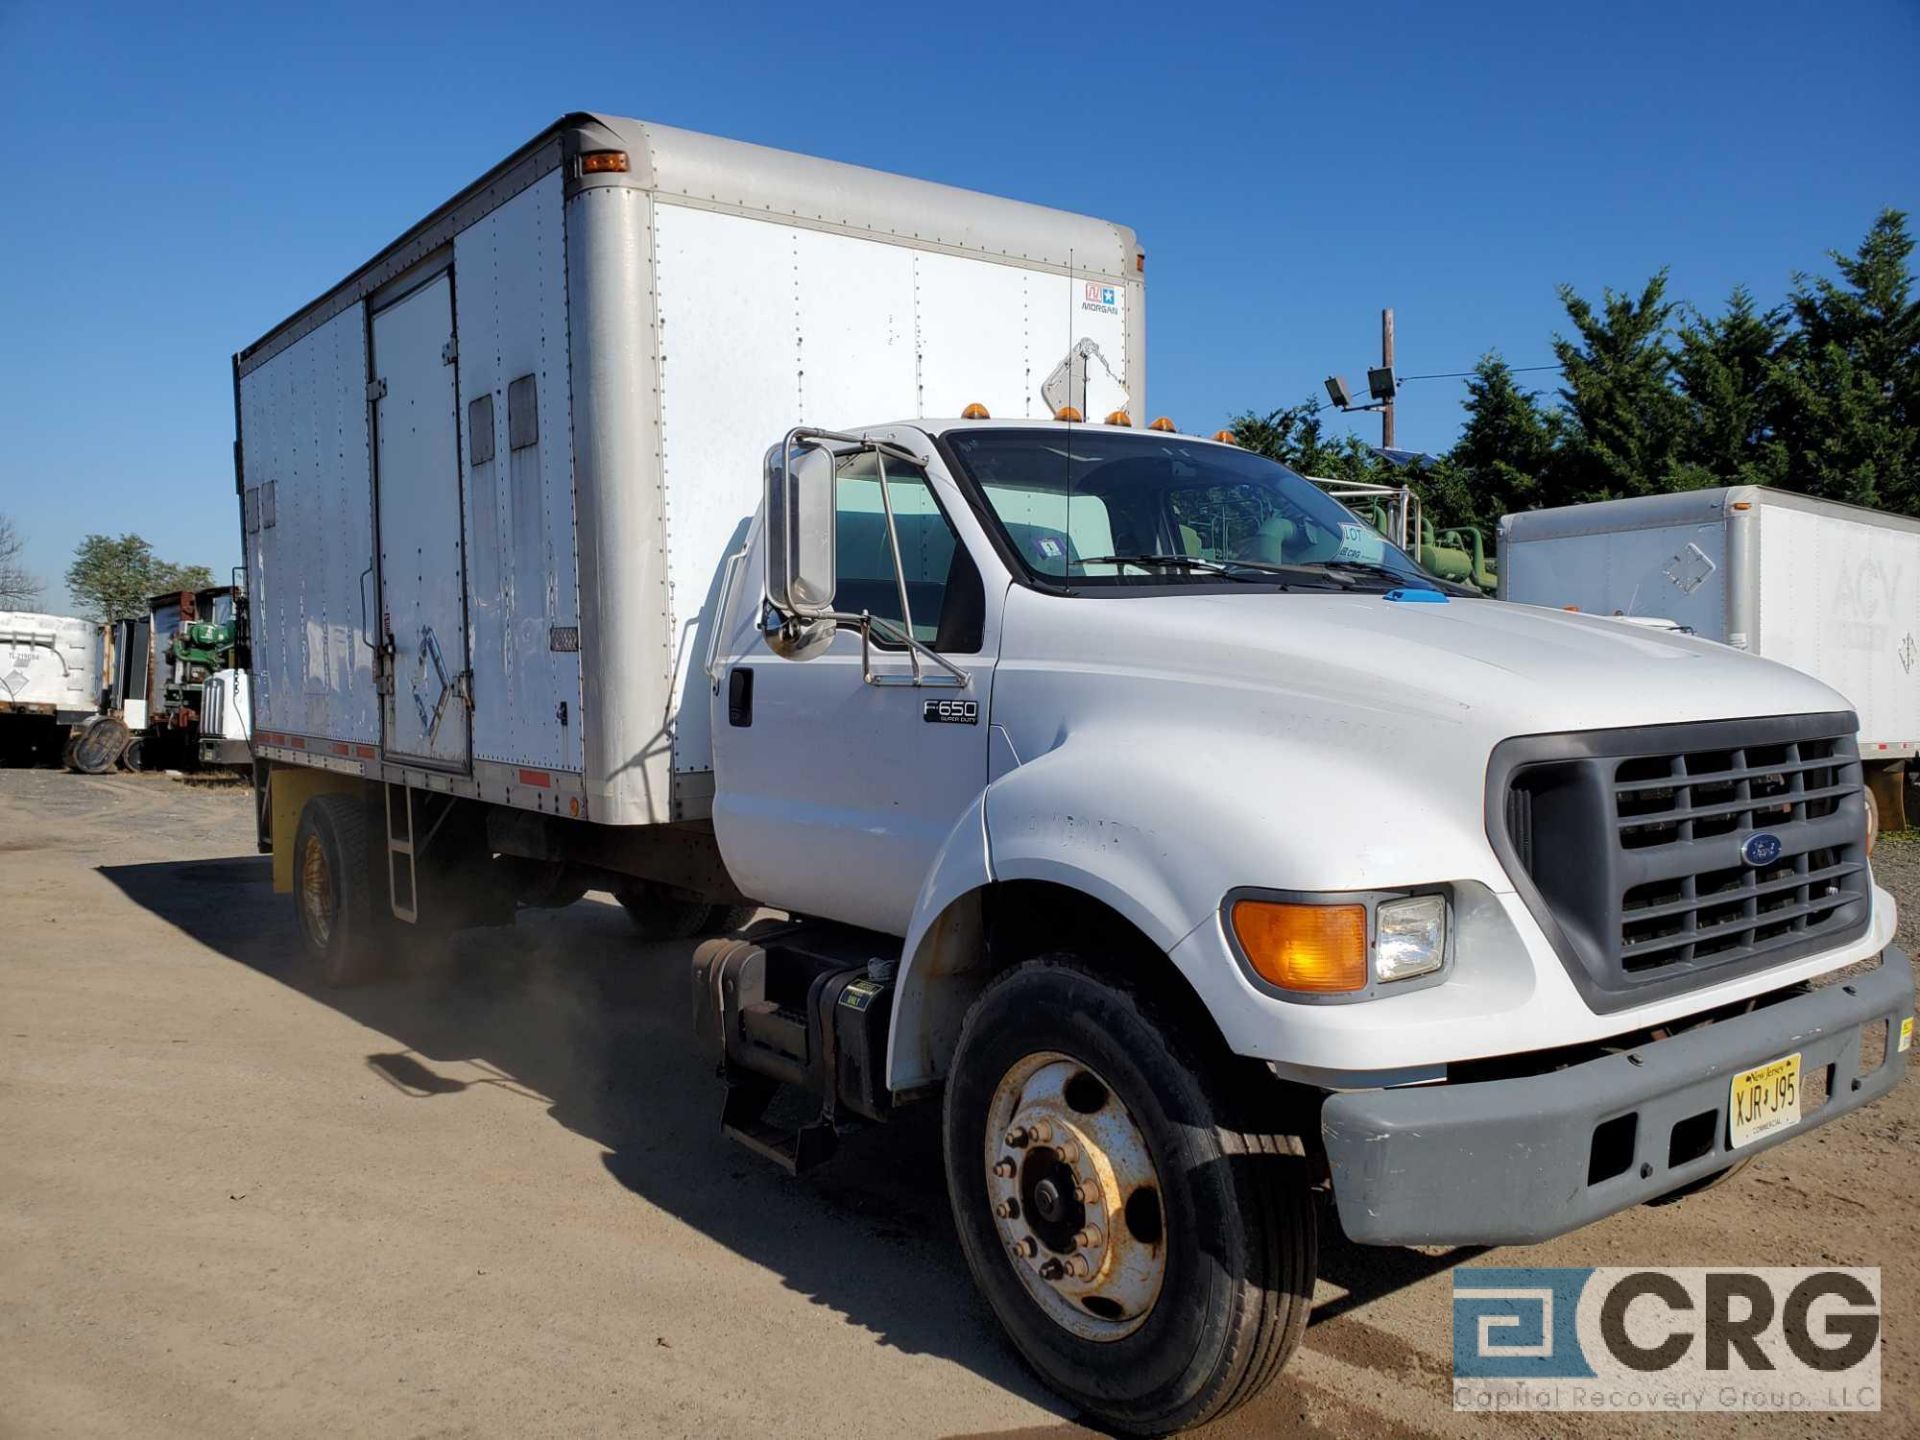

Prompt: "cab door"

[710,442,999,936]
[370,271,472,770]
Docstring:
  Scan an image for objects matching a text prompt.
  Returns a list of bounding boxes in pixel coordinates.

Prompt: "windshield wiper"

[1302,559,1433,590]
[1075,553,1263,581]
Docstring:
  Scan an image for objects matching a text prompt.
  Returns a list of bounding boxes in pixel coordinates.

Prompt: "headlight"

[1375,894,1447,982]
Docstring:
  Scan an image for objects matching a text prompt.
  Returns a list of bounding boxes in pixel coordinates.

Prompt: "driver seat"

[1239,515,1297,565]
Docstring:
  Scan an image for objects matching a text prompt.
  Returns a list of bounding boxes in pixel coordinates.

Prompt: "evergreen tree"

[1769,209,1918,512]
[1447,355,1557,521]
[1550,272,1687,504]
[1671,287,1787,489]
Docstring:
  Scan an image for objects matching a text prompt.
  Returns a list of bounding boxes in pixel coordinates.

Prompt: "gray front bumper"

[1322,948,1913,1247]
[198,737,252,766]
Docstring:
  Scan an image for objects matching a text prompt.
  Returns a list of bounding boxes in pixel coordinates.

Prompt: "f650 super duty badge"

[924,698,979,725]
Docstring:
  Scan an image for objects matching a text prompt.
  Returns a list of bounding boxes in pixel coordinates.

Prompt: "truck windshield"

[941,428,1435,591]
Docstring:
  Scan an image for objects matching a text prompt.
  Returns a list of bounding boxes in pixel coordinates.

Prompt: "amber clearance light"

[580,150,630,174]
[1231,900,1368,993]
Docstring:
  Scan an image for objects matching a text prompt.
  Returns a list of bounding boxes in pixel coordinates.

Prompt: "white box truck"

[1501,487,1920,830]
[0,610,102,764]
[236,115,1911,1433]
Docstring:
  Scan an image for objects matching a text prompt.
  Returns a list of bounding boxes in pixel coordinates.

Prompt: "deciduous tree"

[65,534,214,622]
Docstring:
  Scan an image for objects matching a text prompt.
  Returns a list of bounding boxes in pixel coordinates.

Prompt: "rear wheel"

[616,881,749,941]
[944,958,1315,1435]
[293,794,389,986]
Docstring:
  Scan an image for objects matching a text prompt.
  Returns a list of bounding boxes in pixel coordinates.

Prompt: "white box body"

[0,611,101,723]
[1501,487,1920,758]
[235,113,1144,824]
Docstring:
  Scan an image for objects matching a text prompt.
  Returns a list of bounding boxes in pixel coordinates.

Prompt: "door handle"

[358,565,376,647]
[727,667,753,727]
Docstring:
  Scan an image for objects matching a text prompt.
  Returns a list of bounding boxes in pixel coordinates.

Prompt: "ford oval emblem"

[1741,832,1784,867]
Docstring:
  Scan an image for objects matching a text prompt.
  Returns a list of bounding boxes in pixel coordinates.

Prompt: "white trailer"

[1501,486,1920,827]
[0,611,102,764]
[239,118,1912,1433]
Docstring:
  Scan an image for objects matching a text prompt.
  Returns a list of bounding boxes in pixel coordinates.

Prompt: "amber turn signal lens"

[580,150,630,174]
[1231,901,1368,993]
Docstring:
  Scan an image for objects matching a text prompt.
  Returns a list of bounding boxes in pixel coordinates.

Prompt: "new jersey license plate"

[1729,1052,1801,1149]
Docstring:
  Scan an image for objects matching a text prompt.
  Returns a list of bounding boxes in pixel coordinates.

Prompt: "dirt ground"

[1,768,1916,1439]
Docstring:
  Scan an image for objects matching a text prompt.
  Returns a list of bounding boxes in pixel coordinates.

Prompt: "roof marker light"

[579,151,630,174]
[1104,410,1132,427]
[1212,430,1239,446]
[1149,416,1177,432]
[961,403,990,419]
[1055,406,1083,422]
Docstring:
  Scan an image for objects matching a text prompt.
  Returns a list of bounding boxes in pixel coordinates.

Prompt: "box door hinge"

[367,377,388,402]
[441,337,458,366]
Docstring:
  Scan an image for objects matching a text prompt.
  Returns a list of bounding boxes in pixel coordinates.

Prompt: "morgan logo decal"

[923,698,979,725]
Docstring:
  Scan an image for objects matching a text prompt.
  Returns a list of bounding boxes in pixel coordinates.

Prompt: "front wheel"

[944,958,1316,1435]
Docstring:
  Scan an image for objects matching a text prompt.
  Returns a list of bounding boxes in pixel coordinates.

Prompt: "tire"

[293,794,389,986]
[67,716,129,774]
[616,882,743,941]
[118,737,145,772]
[943,958,1315,1435]
[1645,1157,1752,1206]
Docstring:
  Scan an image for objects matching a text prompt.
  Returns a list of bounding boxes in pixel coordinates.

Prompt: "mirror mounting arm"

[872,448,923,685]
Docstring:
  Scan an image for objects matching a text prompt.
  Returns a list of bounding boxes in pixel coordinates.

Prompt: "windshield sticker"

[1036,536,1064,560]
[1334,523,1386,564]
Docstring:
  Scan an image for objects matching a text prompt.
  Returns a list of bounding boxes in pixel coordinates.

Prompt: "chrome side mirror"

[761,439,839,660]
[767,442,837,618]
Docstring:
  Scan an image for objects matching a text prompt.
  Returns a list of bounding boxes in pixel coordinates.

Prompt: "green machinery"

[1346,495,1499,595]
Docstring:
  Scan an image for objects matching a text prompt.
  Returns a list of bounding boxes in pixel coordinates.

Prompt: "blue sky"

[2,0,1915,613]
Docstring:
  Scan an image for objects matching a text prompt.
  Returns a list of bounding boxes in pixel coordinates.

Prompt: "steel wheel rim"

[299,833,335,951]
[984,1050,1167,1342]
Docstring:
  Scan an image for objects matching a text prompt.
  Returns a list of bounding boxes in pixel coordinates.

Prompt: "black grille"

[1488,712,1872,1013]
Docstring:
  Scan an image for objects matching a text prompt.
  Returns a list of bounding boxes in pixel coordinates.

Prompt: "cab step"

[719,1078,839,1175]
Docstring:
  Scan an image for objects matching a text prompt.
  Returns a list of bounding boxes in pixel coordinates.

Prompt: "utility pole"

[1380,307,1396,450]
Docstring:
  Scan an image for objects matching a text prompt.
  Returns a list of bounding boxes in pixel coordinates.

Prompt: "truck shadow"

[98,852,1487,1433]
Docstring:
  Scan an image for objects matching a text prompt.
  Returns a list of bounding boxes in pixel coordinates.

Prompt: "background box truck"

[237,115,1910,1433]
[1501,486,1920,829]
[0,610,102,765]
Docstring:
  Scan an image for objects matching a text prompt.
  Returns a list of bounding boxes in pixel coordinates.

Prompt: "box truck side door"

[711,453,998,937]
[371,273,472,771]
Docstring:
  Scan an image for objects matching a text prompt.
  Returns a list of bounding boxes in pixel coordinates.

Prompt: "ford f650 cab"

[237,115,1912,1435]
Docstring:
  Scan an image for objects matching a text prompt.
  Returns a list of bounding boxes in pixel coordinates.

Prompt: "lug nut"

[1028,1120,1053,1143]
[992,1158,1016,1178]
[1073,1225,1103,1250]
[1077,1181,1102,1205]
[1004,1126,1031,1148]
[1064,1254,1093,1279]
[1037,1258,1065,1281]
[1008,1236,1037,1259]
[994,1199,1020,1220]
[1055,1140,1078,1163]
